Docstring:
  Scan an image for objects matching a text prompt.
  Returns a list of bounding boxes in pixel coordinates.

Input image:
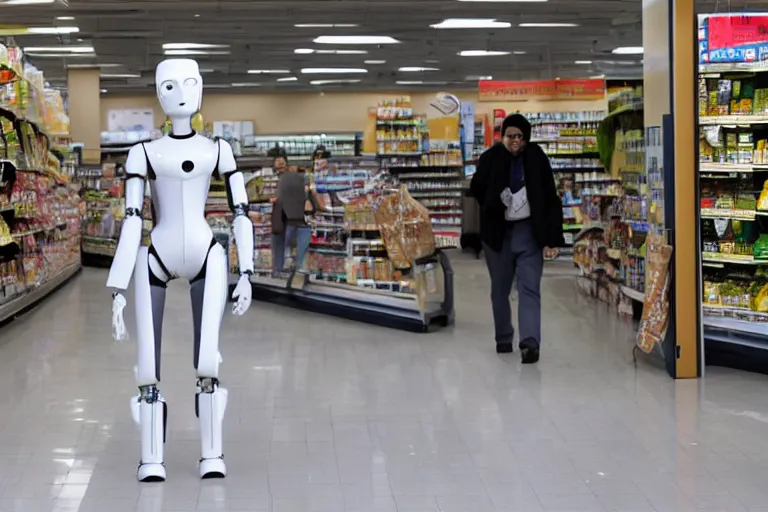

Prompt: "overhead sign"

[699,13,768,64]
[478,78,605,102]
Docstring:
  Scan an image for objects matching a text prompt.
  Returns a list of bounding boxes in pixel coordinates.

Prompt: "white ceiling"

[0,0,676,93]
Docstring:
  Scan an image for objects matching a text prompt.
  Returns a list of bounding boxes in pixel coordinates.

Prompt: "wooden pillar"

[67,69,101,164]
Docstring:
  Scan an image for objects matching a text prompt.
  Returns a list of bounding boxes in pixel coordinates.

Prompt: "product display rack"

[212,154,453,332]
[696,16,768,359]
[0,42,82,323]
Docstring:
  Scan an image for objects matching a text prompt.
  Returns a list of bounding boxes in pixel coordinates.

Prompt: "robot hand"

[112,291,129,341]
[231,274,252,316]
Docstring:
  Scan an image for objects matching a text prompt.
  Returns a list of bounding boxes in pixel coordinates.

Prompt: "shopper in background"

[276,167,316,275]
[470,113,564,364]
[270,155,289,277]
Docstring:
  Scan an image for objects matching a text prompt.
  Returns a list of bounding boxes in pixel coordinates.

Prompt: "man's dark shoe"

[496,342,514,354]
[520,347,540,364]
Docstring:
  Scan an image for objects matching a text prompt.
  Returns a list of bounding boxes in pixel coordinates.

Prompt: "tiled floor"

[1,255,768,511]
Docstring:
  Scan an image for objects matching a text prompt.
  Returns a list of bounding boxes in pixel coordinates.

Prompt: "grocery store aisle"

[1,257,768,512]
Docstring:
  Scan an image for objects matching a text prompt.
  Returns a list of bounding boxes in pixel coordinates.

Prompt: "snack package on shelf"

[636,232,674,354]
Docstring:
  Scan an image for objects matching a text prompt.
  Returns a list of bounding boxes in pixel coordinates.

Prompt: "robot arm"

[217,139,254,315]
[107,144,147,291]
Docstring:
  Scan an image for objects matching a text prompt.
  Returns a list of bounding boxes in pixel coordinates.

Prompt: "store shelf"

[703,315,768,339]
[0,263,81,324]
[699,162,768,173]
[700,115,768,126]
[702,252,768,265]
[700,208,756,220]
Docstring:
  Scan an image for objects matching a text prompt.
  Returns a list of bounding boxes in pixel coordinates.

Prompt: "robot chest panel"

[146,136,218,180]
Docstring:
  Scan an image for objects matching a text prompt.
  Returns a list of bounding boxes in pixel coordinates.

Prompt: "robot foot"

[200,457,227,479]
[138,463,166,482]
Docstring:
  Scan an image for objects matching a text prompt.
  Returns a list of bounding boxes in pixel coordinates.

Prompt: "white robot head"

[155,59,202,118]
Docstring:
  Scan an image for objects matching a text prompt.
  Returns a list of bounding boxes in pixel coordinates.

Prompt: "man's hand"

[543,247,559,260]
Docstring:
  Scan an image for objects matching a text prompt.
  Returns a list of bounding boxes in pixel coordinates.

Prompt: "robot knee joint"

[139,384,161,403]
[197,377,219,394]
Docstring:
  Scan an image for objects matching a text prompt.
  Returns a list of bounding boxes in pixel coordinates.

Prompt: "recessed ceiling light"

[164,50,230,56]
[459,50,511,57]
[612,46,643,54]
[194,14,200,17]
[575,60,593,64]
[277,76,298,82]
[301,68,368,74]
[431,18,511,29]
[101,73,141,78]
[1,0,55,4]
[162,43,230,50]
[100,89,107,93]
[24,46,94,53]
[519,23,578,27]
[295,23,359,28]
[56,16,75,20]
[365,60,386,64]
[231,82,261,87]
[295,48,314,54]
[314,35,399,45]
[310,79,362,85]
[466,75,493,80]
[399,66,439,72]
[248,69,291,74]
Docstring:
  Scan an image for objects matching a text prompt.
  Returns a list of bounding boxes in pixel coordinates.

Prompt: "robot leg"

[190,243,228,479]
[131,247,168,482]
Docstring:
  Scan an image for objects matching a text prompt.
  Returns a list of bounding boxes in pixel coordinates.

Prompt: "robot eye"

[184,77,198,86]
[160,80,174,93]
[166,84,173,91]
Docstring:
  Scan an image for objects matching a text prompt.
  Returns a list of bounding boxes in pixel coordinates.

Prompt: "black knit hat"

[501,113,532,142]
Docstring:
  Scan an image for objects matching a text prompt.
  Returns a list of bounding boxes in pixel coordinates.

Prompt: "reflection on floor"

[0,254,767,511]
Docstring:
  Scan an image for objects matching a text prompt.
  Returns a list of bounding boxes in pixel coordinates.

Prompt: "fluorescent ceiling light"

[519,23,578,27]
[295,23,359,28]
[2,0,55,4]
[100,73,141,78]
[277,76,298,82]
[575,60,593,64]
[248,69,290,74]
[57,16,75,20]
[431,18,511,29]
[513,51,527,55]
[24,46,94,53]
[231,82,261,87]
[612,46,643,54]
[466,75,493,80]
[100,89,107,93]
[25,52,94,57]
[399,66,439,72]
[459,50,510,57]
[164,49,230,56]
[458,0,546,2]
[314,35,399,45]
[294,48,367,55]
[7,26,80,35]
[162,43,230,50]
[310,79,362,85]
[365,60,386,64]
[204,84,229,89]
[68,63,121,68]
[396,80,448,85]
[301,67,367,74]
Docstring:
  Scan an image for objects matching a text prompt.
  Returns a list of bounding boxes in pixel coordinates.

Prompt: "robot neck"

[169,116,193,138]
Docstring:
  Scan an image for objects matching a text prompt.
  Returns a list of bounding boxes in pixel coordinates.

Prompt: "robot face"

[155,59,202,118]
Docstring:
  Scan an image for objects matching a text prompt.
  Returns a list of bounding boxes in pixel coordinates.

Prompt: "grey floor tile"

[0,258,765,512]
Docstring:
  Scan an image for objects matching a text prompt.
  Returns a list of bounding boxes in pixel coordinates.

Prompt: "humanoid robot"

[107,59,254,482]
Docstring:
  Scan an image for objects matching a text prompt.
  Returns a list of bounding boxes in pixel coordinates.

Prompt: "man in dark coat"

[470,113,564,364]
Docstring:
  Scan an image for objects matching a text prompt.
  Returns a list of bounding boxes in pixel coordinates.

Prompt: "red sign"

[708,14,768,50]
[479,78,605,102]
